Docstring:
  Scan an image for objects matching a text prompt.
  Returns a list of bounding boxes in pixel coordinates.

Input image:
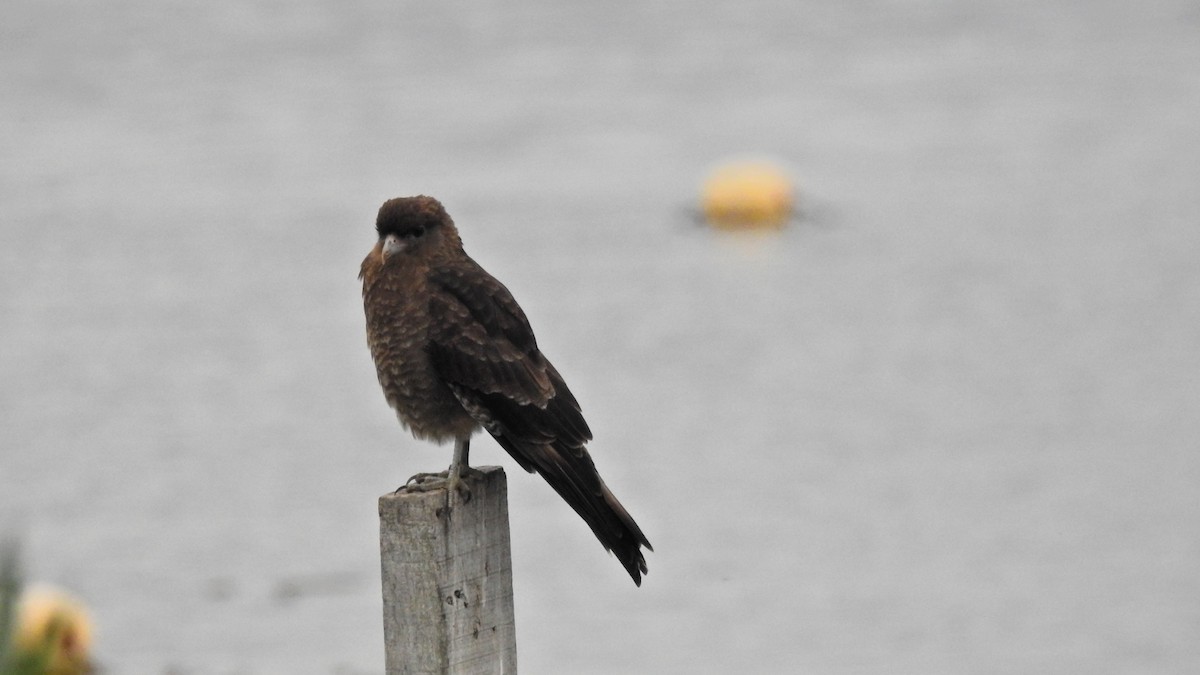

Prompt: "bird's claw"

[447,466,483,505]
[398,471,449,493]
[397,467,481,504]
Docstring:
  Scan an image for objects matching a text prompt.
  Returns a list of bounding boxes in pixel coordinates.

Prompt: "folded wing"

[427,259,652,585]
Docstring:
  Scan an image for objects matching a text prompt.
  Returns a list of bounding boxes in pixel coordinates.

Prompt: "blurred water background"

[3,0,1199,673]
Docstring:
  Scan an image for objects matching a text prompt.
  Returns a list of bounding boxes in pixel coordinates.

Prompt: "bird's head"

[372,195,462,266]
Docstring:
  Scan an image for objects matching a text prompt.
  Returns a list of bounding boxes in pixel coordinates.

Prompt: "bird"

[359,195,652,585]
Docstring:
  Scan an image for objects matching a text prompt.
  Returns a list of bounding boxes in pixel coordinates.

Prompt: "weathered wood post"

[379,465,518,674]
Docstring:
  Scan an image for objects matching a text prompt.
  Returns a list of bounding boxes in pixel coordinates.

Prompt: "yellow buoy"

[701,161,796,230]
[14,585,94,675]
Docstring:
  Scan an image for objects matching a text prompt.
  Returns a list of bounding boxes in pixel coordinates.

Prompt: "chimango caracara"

[359,195,652,585]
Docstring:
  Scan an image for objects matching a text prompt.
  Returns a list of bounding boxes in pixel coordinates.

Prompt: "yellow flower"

[14,586,93,675]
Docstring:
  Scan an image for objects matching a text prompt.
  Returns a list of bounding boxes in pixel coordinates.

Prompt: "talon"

[456,482,473,504]
[447,470,473,504]
[399,471,449,493]
[406,471,447,485]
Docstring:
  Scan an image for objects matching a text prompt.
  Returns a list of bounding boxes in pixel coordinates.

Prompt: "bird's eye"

[402,226,426,239]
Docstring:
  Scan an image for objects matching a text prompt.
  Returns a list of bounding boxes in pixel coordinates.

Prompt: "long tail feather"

[496,437,652,585]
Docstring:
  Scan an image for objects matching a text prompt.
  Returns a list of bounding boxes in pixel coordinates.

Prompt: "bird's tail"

[502,439,652,585]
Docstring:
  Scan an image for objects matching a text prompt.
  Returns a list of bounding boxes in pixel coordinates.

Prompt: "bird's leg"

[398,438,480,500]
[447,437,472,504]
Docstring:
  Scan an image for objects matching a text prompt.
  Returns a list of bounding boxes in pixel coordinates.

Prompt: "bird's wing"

[426,258,650,584]
[426,259,592,447]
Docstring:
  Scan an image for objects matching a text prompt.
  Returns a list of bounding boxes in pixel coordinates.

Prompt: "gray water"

[3,1,1199,673]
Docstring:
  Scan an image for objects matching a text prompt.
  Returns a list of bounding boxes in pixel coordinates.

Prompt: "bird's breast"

[363,271,479,443]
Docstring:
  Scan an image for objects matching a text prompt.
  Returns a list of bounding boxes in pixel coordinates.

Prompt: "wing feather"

[427,256,650,584]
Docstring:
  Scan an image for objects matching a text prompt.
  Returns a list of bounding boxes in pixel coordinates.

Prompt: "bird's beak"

[379,233,405,262]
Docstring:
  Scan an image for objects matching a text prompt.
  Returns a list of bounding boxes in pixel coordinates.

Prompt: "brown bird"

[359,195,652,585]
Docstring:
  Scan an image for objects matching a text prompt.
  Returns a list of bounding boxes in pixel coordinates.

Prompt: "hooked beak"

[378,233,405,264]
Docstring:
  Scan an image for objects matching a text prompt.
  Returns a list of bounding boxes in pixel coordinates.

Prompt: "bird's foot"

[397,467,482,502]
[398,471,449,493]
[446,465,485,505]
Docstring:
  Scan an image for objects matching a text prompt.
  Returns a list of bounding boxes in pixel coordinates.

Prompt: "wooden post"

[379,466,518,674]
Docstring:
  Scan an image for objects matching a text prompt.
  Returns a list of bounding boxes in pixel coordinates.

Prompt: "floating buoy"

[14,585,94,675]
[701,160,796,230]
